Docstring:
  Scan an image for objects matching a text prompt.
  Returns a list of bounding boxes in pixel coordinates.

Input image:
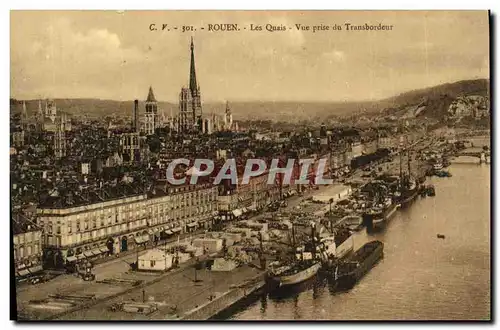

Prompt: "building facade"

[36,183,218,269]
[119,132,141,163]
[13,228,43,279]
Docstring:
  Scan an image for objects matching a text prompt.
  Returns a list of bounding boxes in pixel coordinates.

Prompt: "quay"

[19,259,265,320]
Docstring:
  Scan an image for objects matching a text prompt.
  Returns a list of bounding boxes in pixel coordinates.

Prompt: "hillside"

[380,79,489,119]
[386,79,489,106]
[10,79,489,123]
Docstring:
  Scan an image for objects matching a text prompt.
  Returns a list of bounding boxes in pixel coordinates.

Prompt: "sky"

[10,10,489,102]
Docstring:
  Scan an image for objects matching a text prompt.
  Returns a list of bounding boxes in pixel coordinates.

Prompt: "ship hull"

[398,189,418,208]
[335,241,384,290]
[363,203,399,231]
[372,204,399,230]
[266,262,321,289]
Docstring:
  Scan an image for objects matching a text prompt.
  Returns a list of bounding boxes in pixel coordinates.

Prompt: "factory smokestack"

[133,99,139,132]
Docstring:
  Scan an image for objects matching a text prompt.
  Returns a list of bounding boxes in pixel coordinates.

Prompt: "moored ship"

[397,175,419,208]
[338,214,363,232]
[395,145,420,208]
[433,161,443,170]
[266,259,321,289]
[266,223,323,290]
[366,197,399,231]
[320,225,354,260]
[334,240,384,290]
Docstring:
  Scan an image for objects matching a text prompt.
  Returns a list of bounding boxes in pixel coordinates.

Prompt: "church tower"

[144,86,158,135]
[45,99,57,123]
[179,37,203,133]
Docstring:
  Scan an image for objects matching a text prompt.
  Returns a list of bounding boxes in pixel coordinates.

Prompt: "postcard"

[10,10,490,321]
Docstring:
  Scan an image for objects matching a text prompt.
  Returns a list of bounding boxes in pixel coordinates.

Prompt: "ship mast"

[311,223,316,261]
[407,149,411,177]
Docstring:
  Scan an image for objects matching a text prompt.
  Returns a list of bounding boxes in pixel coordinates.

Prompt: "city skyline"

[11,11,489,102]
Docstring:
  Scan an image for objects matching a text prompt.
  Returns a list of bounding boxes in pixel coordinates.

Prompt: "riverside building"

[36,182,218,270]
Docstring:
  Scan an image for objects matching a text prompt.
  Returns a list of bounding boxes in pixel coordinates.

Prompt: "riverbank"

[231,164,490,320]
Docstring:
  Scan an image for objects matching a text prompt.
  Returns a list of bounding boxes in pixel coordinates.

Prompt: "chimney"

[133,99,139,132]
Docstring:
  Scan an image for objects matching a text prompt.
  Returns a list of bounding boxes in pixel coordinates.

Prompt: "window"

[76,221,81,232]
[19,247,24,259]
[68,224,72,234]
[150,260,156,267]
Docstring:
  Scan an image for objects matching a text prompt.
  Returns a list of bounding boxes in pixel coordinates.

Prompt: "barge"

[334,240,384,290]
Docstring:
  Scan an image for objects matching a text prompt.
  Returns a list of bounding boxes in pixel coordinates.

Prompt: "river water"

[228,164,491,320]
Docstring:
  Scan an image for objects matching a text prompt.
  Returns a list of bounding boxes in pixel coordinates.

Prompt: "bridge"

[455,149,490,164]
[456,151,489,158]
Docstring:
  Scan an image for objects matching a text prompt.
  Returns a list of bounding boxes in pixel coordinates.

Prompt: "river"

[226,163,491,320]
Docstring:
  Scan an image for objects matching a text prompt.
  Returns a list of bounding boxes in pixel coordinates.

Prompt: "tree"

[146,135,161,153]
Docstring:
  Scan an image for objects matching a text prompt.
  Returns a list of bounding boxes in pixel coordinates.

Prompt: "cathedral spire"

[146,86,157,102]
[189,37,198,94]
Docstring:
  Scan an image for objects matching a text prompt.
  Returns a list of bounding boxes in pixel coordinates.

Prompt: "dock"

[18,262,265,320]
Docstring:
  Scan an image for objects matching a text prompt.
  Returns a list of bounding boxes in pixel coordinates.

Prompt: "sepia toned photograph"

[10,10,490,321]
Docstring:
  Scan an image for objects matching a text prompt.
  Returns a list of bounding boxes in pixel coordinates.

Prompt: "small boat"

[334,240,384,290]
[435,170,452,178]
[437,234,446,239]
